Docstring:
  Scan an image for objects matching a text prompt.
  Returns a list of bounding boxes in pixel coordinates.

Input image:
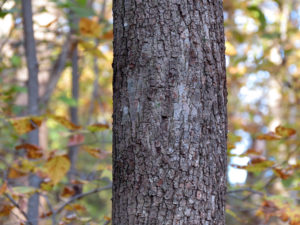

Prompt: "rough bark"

[21,0,40,224]
[112,1,227,225]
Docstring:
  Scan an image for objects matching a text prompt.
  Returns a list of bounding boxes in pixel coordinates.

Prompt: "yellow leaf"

[45,156,70,185]
[79,17,101,37]
[48,115,81,130]
[79,40,106,59]
[104,216,111,221]
[9,116,43,135]
[275,125,296,138]
[225,41,237,56]
[81,146,109,159]
[87,123,109,132]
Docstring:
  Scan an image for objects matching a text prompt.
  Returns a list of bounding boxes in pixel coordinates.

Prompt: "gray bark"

[68,7,79,180]
[112,1,227,225]
[21,0,40,224]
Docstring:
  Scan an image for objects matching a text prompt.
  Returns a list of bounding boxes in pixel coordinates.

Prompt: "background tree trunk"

[68,4,79,181]
[112,1,227,225]
[21,0,40,224]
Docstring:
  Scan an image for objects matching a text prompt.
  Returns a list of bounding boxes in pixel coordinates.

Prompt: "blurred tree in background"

[0,0,300,224]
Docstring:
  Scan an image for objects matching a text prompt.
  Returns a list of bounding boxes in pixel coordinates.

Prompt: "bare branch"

[4,193,32,225]
[227,188,264,196]
[55,183,112,215]
[39,35,71,110]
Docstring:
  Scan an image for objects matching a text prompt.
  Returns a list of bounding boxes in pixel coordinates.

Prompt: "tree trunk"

[68,4,79,181]
[21,0,40,224]
[112,1,227,225]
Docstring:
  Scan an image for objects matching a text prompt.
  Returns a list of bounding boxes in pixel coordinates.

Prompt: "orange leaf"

[45,155,70,185]
[273,167,293,179]
[0,182,7,195]
[65,204,86,212]
[8,168,27,179]
[275,125,296,138]
[40,211,53,218]
[257,132,281,140]
[10,116,43,135]
[16,143,43,159]
[61,186,75,197]
[0,204,14,217]
[104,216,111,221]
[244,148,262,155]
[79,18,101,37]
[101,30,113,40]
[250,156,267,164]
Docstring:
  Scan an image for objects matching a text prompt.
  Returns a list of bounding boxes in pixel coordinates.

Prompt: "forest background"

[1,0,300,224]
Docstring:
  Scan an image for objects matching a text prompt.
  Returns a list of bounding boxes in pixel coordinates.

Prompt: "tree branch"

[39,35,71,111]
[227,188,264,196]
[4,193,32,225]
[54,183,112,215]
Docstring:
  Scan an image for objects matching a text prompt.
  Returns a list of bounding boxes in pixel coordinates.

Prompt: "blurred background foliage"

[0,0,300,224]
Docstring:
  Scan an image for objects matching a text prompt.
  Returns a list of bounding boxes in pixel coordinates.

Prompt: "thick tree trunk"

[112,1,227,225]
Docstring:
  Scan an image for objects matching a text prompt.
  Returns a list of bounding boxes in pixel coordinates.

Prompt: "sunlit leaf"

[225,41,237,56]
[273,167,293,180]
[48,114,81,130]
[8,167,27,179]
[79,40,106,59]
[65,204,86,212]
[58,95,77,107]
[45,155,70,185]
[87,123,109,132]
[0,182,7,195]
[257,132,281,141]
[81,146,109,159]
[12,186,36,194]
[247,5,266,31]
[232,160,274,173]
[0,204,14,217]
[275,125,296,138]
[9,116,43,135]
[104,216,111,221]
[79,17,101,37]
[15,143,43,159]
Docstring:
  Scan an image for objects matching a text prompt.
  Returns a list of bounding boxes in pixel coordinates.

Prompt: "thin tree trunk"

[87,0,107,125]
[21,0,40,224]
[68,9,79,180]
[112,1,227,225]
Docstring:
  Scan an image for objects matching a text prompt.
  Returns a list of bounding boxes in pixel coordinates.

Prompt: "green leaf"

[247,5,266,31]
[12,186,36,194]
[11,55,22,67]
[69,6,94,17]
[58,95,77,107]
